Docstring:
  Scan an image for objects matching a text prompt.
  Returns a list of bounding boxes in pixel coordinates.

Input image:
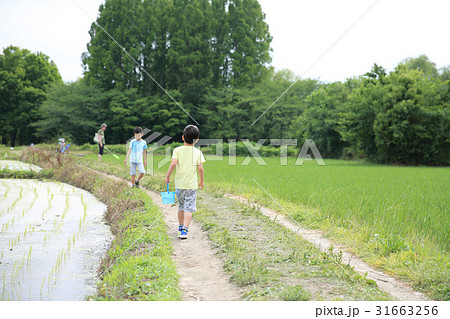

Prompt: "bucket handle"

[167,183,170,193]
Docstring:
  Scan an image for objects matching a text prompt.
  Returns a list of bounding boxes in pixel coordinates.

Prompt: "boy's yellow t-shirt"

[172,145,206,189]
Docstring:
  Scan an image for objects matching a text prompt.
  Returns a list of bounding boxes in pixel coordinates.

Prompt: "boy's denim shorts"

[176,189,197,213]
[130,162,145,175]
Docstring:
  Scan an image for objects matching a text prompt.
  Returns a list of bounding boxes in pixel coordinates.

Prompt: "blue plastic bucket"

[161,183,176,204]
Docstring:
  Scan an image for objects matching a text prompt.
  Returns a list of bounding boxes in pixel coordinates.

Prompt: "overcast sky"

[0,0,449,83]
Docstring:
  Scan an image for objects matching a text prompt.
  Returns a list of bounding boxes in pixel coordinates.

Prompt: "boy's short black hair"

[134,126,143,134]
[183,125,200,144]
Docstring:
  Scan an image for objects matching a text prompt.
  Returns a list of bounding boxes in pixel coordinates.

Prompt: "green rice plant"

[43,232,49,244]
[41,198,53,219]
[2,269,6,297]
[29,197,36,209]
[62,194,70,220]
[83,203,87,220]
[7,196,21,213]
[9,236,16,249]
[52,248,69,278]
[11,260,18,284]
[47,271,52,289]
[16,252,26,280]
[1,223,8,234]
[54,222,63,235]
[27,245,32,258]
[1,186,10,200]
[40,278,46,297]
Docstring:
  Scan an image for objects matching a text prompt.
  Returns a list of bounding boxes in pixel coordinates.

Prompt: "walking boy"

[165,125,205,239]
[124,127,148,188]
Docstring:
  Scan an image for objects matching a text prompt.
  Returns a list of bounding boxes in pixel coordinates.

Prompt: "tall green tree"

[164,0,215,120]
[210,0,232,88]
[228,0,272,87]
[401,54,439,78]
[0,46,62,146]
[340,61,449,165]
[82,0,272,95]
[82,0,144,91]
[372,66,449,165]
[200,69,318,140]
[294,81,351,158]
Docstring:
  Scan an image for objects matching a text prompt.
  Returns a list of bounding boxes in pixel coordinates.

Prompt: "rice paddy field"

[125,154,450,251]
[76,151,449,298]
[0,177,112,300]
[0,157,180,301]
[0,160,42,173]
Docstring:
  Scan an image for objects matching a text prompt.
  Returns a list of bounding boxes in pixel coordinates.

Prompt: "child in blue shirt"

[124,127,148,188]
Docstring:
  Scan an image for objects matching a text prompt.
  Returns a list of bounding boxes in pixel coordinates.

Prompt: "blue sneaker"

[177,226,183,238]
[180,228,188,239]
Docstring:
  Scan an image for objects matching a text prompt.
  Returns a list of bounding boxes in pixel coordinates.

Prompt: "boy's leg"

[178,210,184,225]
[182,212,193,228]
[130,163,137,186]
[177,210,184,238]
[135,164,145,187]
[176,189,185,238]
[179,189,197,239]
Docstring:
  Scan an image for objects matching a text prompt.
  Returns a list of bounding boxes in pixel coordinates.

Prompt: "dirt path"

[145,190,243,301]
[88,168,242,301]
[226,194,428,301]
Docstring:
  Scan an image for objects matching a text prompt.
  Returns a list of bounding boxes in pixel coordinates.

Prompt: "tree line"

[0,0,448,165]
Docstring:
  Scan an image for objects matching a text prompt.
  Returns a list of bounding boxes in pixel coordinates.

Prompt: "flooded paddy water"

[0,160,43,172]
[0,175,113,300]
